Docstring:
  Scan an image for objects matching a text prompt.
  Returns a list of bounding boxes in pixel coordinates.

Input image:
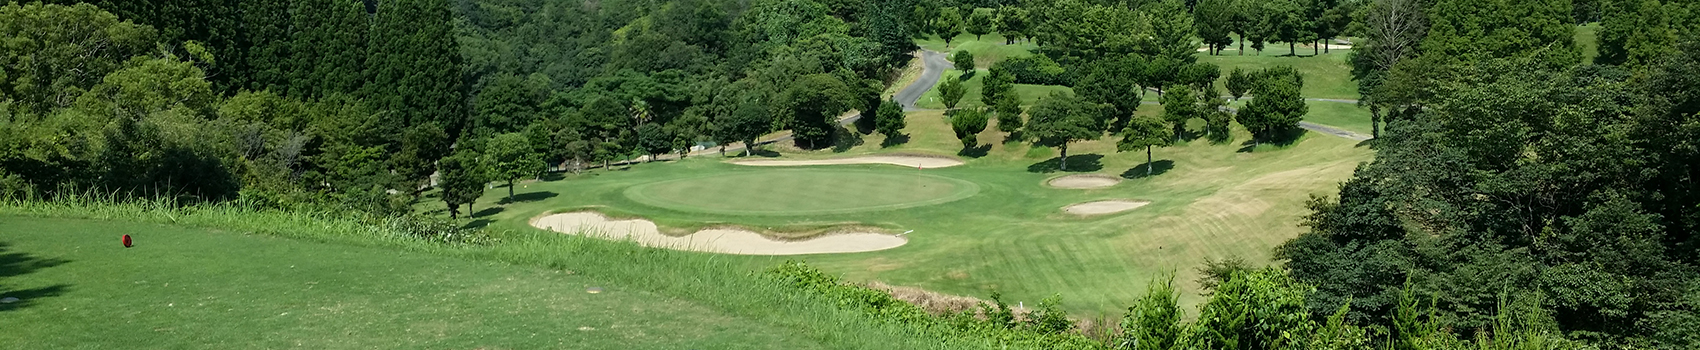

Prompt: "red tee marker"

[122,234,132,248]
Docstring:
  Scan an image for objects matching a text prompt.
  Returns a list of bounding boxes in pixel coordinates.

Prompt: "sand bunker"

[531,212,906,255]
[1047,174,1121,189]
[1063,200,1152,215]
[730,155,965,168]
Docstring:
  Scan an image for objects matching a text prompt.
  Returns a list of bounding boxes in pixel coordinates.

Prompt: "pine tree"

[239,0,292,93]
[366,0,468,135]
[290,0,369,98]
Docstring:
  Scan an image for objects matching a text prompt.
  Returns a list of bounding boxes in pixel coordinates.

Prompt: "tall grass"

[0,195,1081,349]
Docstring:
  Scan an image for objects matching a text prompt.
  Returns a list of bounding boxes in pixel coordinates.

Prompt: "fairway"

[623,169,980,216]
[0,217,820,349]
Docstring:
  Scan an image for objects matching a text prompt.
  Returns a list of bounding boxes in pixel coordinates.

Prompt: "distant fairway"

[624,169,980,216]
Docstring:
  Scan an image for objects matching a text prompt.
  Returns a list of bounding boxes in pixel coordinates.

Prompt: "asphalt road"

[893,50,951,111]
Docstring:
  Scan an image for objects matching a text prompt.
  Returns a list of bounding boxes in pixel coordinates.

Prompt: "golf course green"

[624,169,980,216]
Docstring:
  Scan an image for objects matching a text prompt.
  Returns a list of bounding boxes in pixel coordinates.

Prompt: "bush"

[993,55,1071,85]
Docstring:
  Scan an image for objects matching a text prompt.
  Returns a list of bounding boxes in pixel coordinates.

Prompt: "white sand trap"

[730,155,965,168]
[1047,174,1121,189]
[531,212,906,255]
[1063,200,1152,215]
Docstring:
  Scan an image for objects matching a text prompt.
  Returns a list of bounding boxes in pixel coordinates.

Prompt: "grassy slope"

[463,105,1372,314]
[1201,49,1360,100]
[0,217,816,349]
[1576,23,1600,65]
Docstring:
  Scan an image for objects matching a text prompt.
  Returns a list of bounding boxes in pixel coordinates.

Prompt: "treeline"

[1290,0,1700,347]
[0,0,922,218]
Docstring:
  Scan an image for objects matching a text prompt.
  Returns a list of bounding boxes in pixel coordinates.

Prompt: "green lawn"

[625,169,980,216]
[0,217,818,349]
[1302,100,1374,135]
[914,69,1074,109]
[1576,23,1600,64]
[453,105,1374,314]
[1201,49,1360,100]
[918,32,1040,69]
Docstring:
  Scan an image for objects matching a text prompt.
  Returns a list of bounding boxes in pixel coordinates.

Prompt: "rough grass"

[459,104,1373,314]
[1576,23,1600,64]
[917,32,1039,68]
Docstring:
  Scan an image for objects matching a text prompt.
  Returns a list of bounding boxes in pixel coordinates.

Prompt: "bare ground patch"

[1046,174,1122,189]
[1062,200,1152,216]
[531,212,906,255]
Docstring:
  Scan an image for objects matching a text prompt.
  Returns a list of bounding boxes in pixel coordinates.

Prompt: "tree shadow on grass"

[832,127,865,153]
[1120,160,1175,179]
[1,242,71,312]
[502,191,558,204]
[881,134,911,148]
[1237,128,1308,153]
[1026,154,1105,173]
[958,144,991,158]
[471,206,505,218]
[460,219,495,230]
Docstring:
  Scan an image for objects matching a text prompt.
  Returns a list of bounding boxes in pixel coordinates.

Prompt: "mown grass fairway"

[624,169,979,216]
[459,102,1373,313]
[0,217,822,349]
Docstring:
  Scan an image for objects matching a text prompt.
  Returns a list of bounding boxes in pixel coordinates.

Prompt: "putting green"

[624,169,980,216]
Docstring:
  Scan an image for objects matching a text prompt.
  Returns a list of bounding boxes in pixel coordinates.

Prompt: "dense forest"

[3,0,1700,348]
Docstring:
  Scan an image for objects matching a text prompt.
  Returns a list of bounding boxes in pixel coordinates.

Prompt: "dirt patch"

[1063,200,1152,215]
[1047,174,1121,189]
[531,212,906,255]
[730,155,965,168]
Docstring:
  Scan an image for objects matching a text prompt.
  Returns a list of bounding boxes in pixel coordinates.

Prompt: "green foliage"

[486,133,543,200]
[435,149,485,219]
[875,98,908,142]
[1226,68,1253,100]
[993,91,1025,135]
[950,108,990,150]
[953,50,978,71]
[1160,84,1199,138]
[996,6,1030,44]
[967,8,996,41]
[1117,114,1173,176]
[365,0,468,133]
[778,73,856,149]
[1028,0,1145,61]
[474,73,549,135]
[981,66,1017,105]
[1143,0,1197,64]
[992,54,1070,85]
[238,0,292,93]
[1193,268,1316,349]
[1118,275,1184,350]
[720,99,772,156]
[0,2,156,114]
[1237,68,1308,142]
[288,0,367,98]
[1076,56,1145,128]
[1195,0,1238,55]
[933,6,965,46]
[1025,92,1105,171]
[940,75,968,109]
[1420,0,1578,65]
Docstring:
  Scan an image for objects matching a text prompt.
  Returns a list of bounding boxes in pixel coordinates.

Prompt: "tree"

[1202,93,1234,143]
[966,9,995,41]
[0,2,156,114]
[1118,114,1173,177]
[1261,0,1312,55]
[1118,275,1184,349]
[392,123,451,195]
[1143,0,1198,64]
[1075,57,1144,129]
[939,76,967,109]
[1180,63,1222,92]
[952,50,977,72]
[474,73,546,135]
[1237,75,1307,144]
[721,100,771,156]
[1227,67,1253,100]
[288,0,368,98]
[996,6,1029,44]
[1195,0,1238,55]
[636,122,672,161]
[1160,85,1199,140]
[1025,92,1105,171]
[487,133,543,201]
[980,65,1016,106]
[238,0,292,94]
[437,150,485,220]
[778,74,856,149]
[933,7,965,47]
[365,0,468,135]
[875,98,907,142]
[993,92,1025,136]
[950,108,990,150]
